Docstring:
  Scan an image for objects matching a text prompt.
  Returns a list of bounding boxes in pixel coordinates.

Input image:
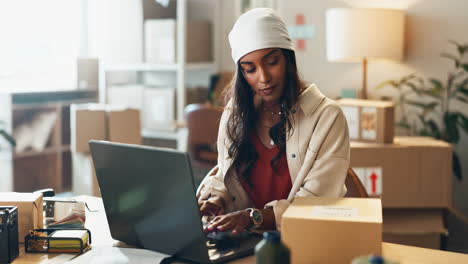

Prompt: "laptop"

[89,140,262,264]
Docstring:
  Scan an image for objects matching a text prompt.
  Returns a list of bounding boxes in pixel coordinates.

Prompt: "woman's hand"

[198,196,225,216]
[205,210,252,235]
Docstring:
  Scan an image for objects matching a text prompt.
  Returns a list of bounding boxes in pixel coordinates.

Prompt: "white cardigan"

[197,84,350,229]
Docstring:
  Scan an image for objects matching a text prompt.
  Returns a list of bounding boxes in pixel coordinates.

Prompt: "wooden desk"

[13,196,468,264]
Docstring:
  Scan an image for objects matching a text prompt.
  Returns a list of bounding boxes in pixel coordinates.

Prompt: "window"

[0,0,82,91]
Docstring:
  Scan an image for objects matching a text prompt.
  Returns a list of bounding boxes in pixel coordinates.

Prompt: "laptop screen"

[89,141,210,263]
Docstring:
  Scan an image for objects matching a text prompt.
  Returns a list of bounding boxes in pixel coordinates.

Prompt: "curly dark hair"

[225,48,304,183]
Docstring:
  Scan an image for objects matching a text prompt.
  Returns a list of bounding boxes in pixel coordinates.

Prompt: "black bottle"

[255,231,290,264]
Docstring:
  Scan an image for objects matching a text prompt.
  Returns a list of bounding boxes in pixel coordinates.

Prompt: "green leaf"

[406,100,428,109]
[441,52,460,67]
[462,64,468,72]
[429,78,443,91]
[421,89,441,99]
[400,74,419,83]
[405,82,423,95]
[449,39,462,47]
[0,130,16,147]
[417,114,428,129]
[395,121,411,129]
[459,87,468,97]
[459,114,468,134]
[458,45,468,55]
[456,96,468,103]
[444,112,460,143]
[406,100,439,112]
[453,151,462,181]
[375,80,398,90]
[427,119,441,139]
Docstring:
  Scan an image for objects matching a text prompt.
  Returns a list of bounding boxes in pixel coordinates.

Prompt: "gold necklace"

[262,105,282,116]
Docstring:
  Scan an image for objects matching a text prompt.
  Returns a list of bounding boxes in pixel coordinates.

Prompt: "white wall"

[219,0,468,215]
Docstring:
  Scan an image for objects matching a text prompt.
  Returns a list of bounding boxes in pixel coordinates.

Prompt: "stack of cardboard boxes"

[70,104,142,196]
[338,99,452,249]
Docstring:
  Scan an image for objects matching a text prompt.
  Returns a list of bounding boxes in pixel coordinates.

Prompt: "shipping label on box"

[361,106,377,140]
[282,197,382,264]
[338,99,394,143]
[353,167,383,196]
[0,192,43,242]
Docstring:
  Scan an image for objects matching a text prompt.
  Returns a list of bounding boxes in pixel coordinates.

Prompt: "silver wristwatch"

[245,208,263,230]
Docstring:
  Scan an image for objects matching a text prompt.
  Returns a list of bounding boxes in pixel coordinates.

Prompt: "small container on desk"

[0,206,19,263]
[25,228,92,254]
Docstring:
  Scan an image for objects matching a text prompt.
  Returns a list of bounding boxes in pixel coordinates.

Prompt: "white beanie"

[228,8,294,64]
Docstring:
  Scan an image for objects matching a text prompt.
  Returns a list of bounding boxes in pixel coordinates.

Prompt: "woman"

[197,8,350,234]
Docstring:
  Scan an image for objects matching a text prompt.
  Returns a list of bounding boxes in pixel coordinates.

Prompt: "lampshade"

[326,8,405,99]
[326,8,405,62]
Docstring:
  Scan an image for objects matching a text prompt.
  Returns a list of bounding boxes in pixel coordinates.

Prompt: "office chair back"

[184,104,223,167]
[344,168,369,198]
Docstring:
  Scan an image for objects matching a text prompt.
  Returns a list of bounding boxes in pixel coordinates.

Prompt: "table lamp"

[326,8,405,99]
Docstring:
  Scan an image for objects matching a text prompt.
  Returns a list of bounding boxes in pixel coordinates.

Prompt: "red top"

[240,133,292,208]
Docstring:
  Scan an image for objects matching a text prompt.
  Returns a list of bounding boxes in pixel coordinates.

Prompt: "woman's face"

[239,48,286,105]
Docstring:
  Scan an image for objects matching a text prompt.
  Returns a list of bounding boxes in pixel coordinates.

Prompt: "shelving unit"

[0,90,97,192]
[98,0,220,144]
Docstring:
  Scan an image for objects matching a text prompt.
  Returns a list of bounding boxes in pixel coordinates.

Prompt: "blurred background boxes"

[338,99,394,143]
[107,85,182,131]
[0,192,43,242]
[383,209,447,250]
[70,104,142,196]
[142,87,176,131]
[351,136,453,250]
[350,137,452,208]
[71,104,142,153]
[282,197,382,264]
[144,19,212,63]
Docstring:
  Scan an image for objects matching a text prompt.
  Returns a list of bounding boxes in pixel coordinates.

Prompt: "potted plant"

[376,40,468,180]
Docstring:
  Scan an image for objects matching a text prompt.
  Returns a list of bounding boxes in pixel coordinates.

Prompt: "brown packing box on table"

[71,107,106,153]
[337,98,395,143]
[282,197,382,264]
[71,104,142,153]
[71,104,141,195]
[0,192,43,242]
[383,209,447,250]
[350,137,452,208]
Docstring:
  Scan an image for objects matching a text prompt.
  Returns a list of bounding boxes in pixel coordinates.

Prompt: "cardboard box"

[144,19,212,63]
[71,104,142,153]
[383,209,446,249]
[71,104,141,195]
[71,106,106,153]
[108,109,142,144]
[0,192,43,242]
[351,137,452,208]
[282,197,382,264]
[338,99,394,143]
[142,87,176,131]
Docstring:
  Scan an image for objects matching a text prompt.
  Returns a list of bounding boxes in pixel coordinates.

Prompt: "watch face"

[252,210,263,225]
